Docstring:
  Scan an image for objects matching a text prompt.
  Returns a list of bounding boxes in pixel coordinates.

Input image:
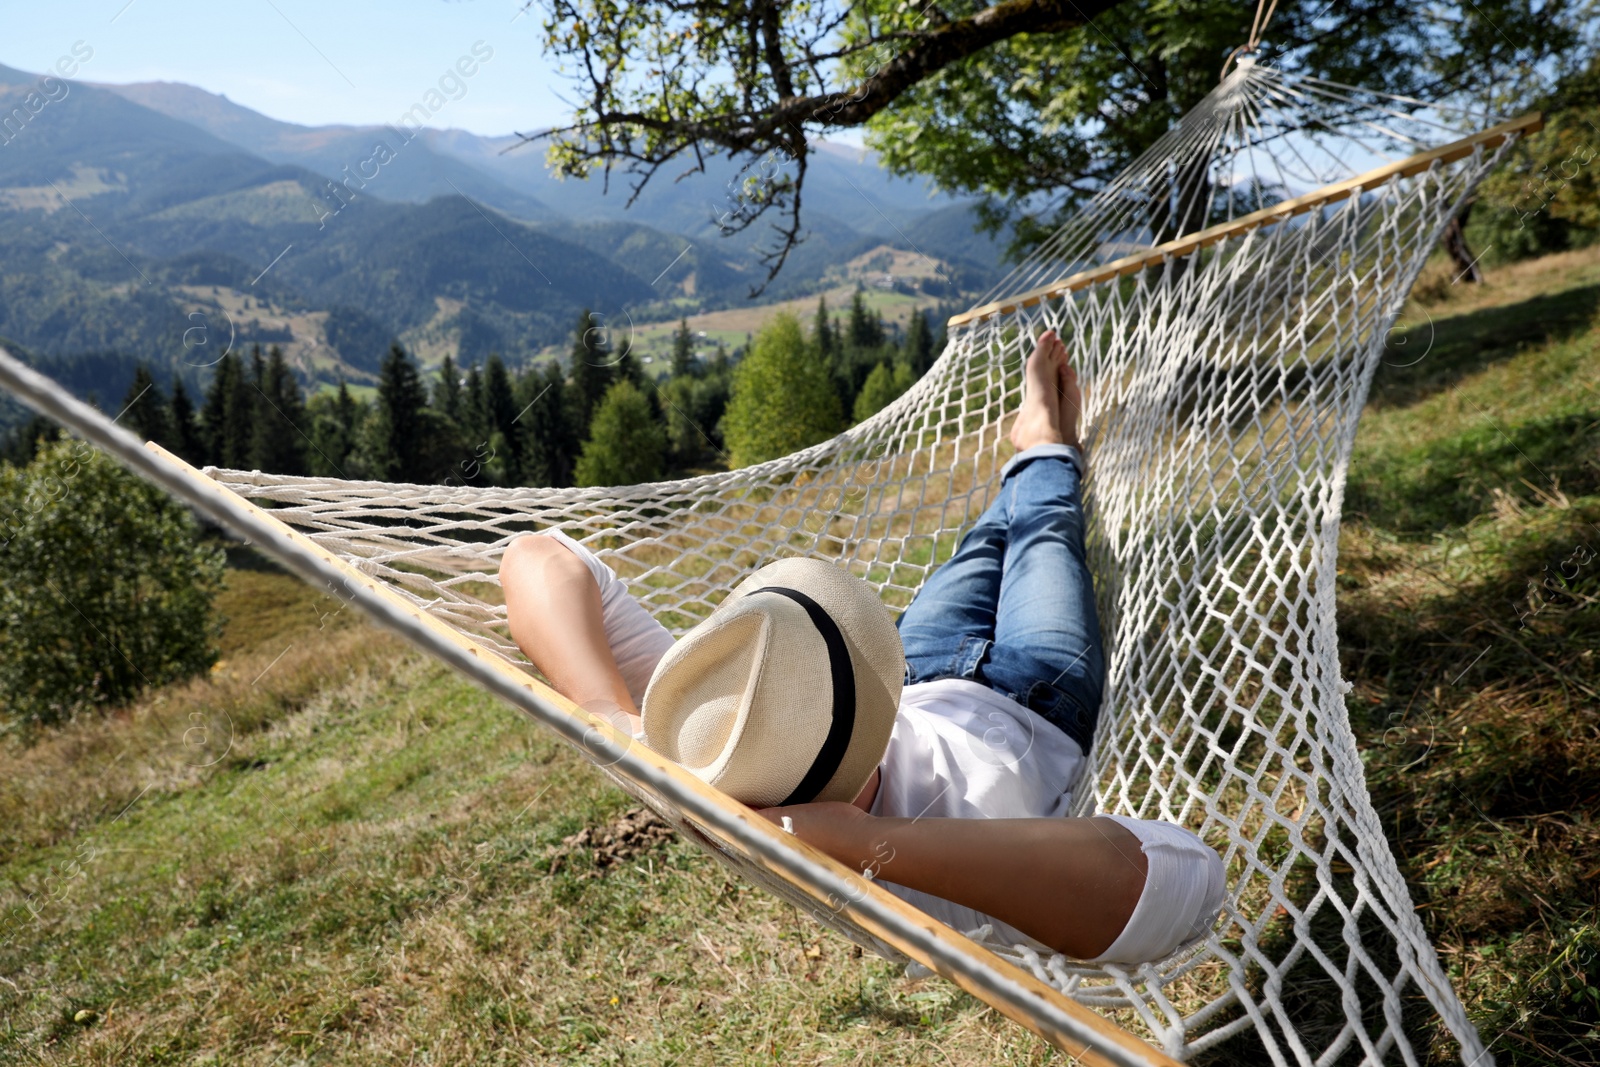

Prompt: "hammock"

[0,60,1538,1066]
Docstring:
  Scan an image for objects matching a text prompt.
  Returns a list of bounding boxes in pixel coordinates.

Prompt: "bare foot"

[1058,357,1083,452]
[1009,330,1067,451]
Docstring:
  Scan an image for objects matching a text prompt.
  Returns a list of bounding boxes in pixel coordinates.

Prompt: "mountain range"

[0,61,1006,407]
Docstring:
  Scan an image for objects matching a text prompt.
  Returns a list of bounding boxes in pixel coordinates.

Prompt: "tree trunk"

[1442,202,1483,284]
[1151,152,1214,283]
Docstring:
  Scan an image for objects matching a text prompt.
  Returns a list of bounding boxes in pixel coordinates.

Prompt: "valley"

[0,61,1006,417]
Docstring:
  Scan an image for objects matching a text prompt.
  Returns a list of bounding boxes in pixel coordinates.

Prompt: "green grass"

[1333,247,1600,1064]
[1349,247,1600,535]
[3,248,1599,1065]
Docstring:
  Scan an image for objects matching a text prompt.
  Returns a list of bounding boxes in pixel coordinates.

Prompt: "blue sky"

[1,0,582,136]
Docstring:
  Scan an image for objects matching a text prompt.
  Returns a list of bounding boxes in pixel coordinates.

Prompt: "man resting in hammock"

[500,330,1226,964]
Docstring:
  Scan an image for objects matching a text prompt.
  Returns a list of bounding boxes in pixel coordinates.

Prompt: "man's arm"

[502,534,1149,957]
[760,802,1148,960]
[500,534,642,735]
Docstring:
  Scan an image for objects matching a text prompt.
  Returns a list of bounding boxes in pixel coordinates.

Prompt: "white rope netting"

[177,62,1523,1063]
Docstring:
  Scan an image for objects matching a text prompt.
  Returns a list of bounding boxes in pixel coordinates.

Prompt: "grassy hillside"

[1,249,1596,1065]
[1333,247,1600,1064]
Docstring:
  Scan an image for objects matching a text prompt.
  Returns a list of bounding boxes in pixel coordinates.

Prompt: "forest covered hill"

[0,62,1005,420]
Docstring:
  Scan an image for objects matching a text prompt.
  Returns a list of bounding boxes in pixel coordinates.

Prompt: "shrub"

[721,312,841,467]
[1470,82,1600,264]
[0,437,225,727]
[575,379,667,487]
[851,360,913,423]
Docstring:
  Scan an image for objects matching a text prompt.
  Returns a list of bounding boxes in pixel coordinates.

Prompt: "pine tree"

[482,354,517,438]
[481,353,520,483]
[722,312,841,468]
[847,288,884,349]
[169,378,204,464]
[830,337,856,411]
[462,364,488,447]
[440,363,492,485]
[308,381,363,478]
[661,369,731,469]
[613,336,645,390]
[702,343,734,455]
[250,346,308,475]
[903,308,936,378]
[415,405,468,487]
[334,381,360,441]
[828,288,891,411]
[568,309,613,433]
[200,353,254,468]
[519,362,578,487]
[0,415,59,467]
[248,344,267,394]
[424,355,470,485]
[434,354,464,425]
[575,379,667,488]
[121,365,171,447]
[245,345,268,464]
[671,318,695,377]
[365,344,429,482]
[813,296,833,361]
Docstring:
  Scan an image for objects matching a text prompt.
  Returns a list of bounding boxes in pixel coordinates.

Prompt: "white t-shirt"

[539,530,1224,964]
[874,679,1084,822]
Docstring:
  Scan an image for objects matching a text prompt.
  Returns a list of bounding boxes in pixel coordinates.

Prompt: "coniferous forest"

[7,293,946,487]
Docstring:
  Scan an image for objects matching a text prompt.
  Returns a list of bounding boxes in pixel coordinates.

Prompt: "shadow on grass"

[1334,501,1600,1065]
[1345,412,1600,536]
[1372,284,1600,412]
[817,972,966,1033]
[1191,856,1453,1067]
[1193,500,1600,1065]
[221,540,291,573]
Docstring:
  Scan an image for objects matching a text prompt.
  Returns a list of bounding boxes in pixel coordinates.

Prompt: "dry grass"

[1336,497,1600,1065]
[0,561,1064,1066]
[0,563,391,865]
[1399,244,1600,319]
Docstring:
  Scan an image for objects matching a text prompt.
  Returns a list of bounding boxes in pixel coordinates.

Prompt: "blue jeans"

[895,445,1105,753]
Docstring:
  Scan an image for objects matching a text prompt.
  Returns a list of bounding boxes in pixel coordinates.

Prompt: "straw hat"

[641,557,904,807]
